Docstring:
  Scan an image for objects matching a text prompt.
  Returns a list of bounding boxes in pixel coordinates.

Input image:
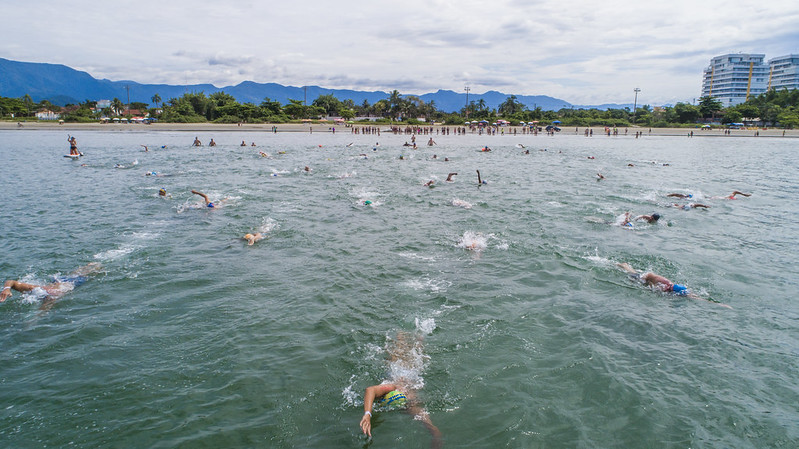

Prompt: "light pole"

[464,85,471,120]
[632,87,641,125]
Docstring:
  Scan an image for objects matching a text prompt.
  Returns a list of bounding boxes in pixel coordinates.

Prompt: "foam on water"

[451,198,472,209]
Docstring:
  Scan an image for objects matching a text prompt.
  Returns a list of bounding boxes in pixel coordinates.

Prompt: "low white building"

[36,109,61,120]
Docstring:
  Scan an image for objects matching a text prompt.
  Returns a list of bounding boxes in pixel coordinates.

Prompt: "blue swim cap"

[672,284,688,296]
[687,194,693,198]
[207,203,214,208]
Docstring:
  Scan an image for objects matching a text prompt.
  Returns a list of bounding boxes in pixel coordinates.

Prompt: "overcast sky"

[4,0,798,105]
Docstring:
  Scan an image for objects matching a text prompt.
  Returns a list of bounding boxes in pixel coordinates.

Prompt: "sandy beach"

[1,120,795,137]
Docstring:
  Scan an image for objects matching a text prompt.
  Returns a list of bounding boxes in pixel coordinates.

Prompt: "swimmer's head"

[672,284,688,296]
[159,188,166,196]
[243,233,254,240]
[364,200,372,205]
[651,213,661,221]
[378,390,407,409]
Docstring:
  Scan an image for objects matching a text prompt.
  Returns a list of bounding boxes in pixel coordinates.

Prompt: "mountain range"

[0,57,634,112]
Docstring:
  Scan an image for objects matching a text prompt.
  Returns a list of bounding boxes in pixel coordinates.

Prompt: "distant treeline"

[2,88,798,128]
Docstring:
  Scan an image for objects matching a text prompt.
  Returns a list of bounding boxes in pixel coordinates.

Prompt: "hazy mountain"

[0,57,632,111]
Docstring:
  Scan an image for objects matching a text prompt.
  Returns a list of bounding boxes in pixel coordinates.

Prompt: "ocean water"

[1,127,798,448]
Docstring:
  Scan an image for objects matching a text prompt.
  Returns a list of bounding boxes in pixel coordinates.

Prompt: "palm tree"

[21,94,33,117]
[111,98,124,116]
[151,93,162,109]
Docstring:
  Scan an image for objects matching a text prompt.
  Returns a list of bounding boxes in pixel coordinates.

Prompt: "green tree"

[151,93,162,109]
[673,102,700,123]
[111,98,124,116]
[312,94,342,116]
[498,95,524,117]
[698,96,723,119]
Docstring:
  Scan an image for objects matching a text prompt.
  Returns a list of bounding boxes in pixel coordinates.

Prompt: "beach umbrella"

[552,120,561,124]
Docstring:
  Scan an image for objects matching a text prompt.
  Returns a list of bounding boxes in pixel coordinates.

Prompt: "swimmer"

[667,193,693,199]
[634,213,661,223]
[446,172,457,182]
[617,262,731,308]
[158,188,169,197]
[359,332,442,448]
[481,146,491,152]
[673,203,710,210]
[191,189,222,208]
[141,145,149,152]
[304,166,311,172]
[1,263,102,309]
[427,138,436,146]
[516,143,526,149]
[346,142,354,147]
[424,180,435,187]
[259,151,269,157]
[251,142,256,146]
[716,190,752,200]
[192,137,202,146]
[209,138,216,147]
[241,140,247,146]
[597,172,605,180]
[243,233,264,246]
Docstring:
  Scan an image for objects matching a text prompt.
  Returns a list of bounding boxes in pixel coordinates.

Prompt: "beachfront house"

[36,109,61,120]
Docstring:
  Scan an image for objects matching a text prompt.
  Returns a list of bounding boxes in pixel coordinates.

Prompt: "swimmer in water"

[597,172,605,180]
[191,190,224,208]
[617,262,731,308]
[672,203,710,210]
[446,172,457,182]
[243,233,264,246]
[716,190,752,200]
[424,180,435,187]
[192,137,202,147]
[141,145,149,152]
[359,332,442,448]
[667,193,694,199]
[1,263,102,309]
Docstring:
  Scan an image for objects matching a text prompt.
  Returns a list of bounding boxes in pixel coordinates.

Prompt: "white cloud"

[2,0,798,104]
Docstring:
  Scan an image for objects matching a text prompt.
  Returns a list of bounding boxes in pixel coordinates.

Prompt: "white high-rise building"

[701,54,768,107]
[768,54,799,91]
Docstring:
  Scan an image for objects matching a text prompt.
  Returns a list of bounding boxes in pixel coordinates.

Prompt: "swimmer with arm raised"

[617,262,731,308]
[359,332,443,448]
[191,189,226,208]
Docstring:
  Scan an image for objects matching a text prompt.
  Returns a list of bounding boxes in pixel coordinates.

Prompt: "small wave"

[457,231,489,251]
[94,244,136,261]
[397,252,436,262]
[415,317,436,335]
[402,277,451,293]
[257,217,279,234]
[451,198,472,209]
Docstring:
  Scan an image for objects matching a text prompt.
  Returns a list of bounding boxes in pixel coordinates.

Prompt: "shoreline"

[1,121,795,137]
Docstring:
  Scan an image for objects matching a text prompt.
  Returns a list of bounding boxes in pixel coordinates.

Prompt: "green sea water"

[1,128,797,448]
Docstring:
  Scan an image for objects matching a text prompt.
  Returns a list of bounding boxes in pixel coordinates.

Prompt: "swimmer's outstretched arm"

[616,263,638,274]
[191,190,211,205]
[687,292,733,309]
[406,400,443,449]
[360,384,398,437]
[730,190,751,197]
[1,280,40,302]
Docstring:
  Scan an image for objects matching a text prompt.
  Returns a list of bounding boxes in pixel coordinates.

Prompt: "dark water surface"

[1,128,797,448]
